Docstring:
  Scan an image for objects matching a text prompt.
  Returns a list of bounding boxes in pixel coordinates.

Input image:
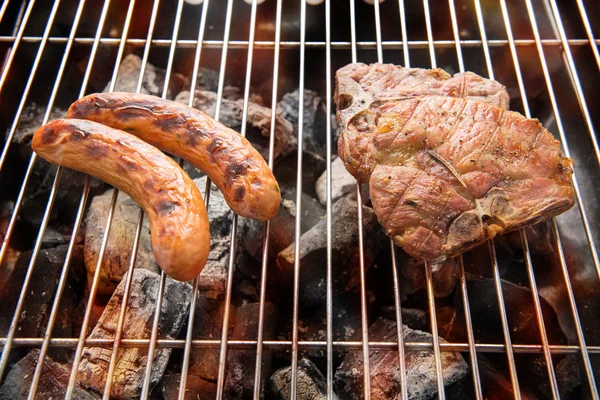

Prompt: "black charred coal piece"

[225,302,278,399]
[240,183,325,263]
[77,268,192,398]
[334,318,469,400]
[0,349,99,400]
[269,358,336,400]
[276,197,385,308]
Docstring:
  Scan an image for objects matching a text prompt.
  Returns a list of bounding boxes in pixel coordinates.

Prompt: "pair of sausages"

[32,93,280,281]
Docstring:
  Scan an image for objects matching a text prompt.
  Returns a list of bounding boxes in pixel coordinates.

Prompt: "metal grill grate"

[0,0,598,399]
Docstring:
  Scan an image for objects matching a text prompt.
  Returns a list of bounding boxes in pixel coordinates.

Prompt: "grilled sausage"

[67,92,281,221]
[31,119,210,282]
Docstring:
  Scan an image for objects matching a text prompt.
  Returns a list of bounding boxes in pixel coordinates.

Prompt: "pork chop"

[367,96,573,260]
[336,63,510,182]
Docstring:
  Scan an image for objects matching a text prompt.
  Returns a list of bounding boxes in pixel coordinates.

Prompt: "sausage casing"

[67,92,281,221]
[32,119,210,282]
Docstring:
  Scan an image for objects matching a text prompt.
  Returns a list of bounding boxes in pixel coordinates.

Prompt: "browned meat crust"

[32,119,210,281]
[363,97,574,260]
[336,63,510,182]
[67,92,280,222]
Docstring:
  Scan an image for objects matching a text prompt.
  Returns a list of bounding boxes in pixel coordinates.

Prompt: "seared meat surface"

[335,63,574,261]
[336,63,510,182]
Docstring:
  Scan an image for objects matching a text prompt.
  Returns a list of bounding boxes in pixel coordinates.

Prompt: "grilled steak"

[336,63,510,182]
[335,64,574,261]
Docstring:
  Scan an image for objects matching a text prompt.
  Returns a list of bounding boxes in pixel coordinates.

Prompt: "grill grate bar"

[178,0,211,396]
[1,36,599,48]
[348,1,372,399]
[141,0,187,396]
[289,0,308,397]
[391,3,410,397]
[576,0,600,70]
[324,0,334,398]
[5,337,600,353]
[419,1,449,397]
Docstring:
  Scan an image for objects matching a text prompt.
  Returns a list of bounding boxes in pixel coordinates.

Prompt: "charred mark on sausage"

[152,113,188,133]
[85,142,109,158]
[233,186,246,201]
[154,200,178,215]
[40,125,61,145]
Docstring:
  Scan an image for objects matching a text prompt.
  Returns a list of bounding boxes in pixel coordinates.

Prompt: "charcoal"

[84,189,160,295]
[0,245,86,360]
[77,268,192,398]
[189,295,233,381]
[277,89,328,156]
[380,306,428,332]
[198,237,229,299]
[269,358,336,400]
[174,89,294,161]
[334,318,469,400]
[400,257,460,299]
[185,67,220,92]
[240,183,325,262]
[438,274,572,396]
[225,302,278,398]
[104,54,184,99]
[277,197,385,308]
[315,156,368,206]
[476,354,537,400]
[274,150,327,199]
[157,374,217,400]
[0,349,99,400]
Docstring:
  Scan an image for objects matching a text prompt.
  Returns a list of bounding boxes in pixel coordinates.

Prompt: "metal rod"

[420,2,447,397]
[252,0,282,397]
[211,0,236,396]
[324,0,335,397]
[575,0,600,70]
[0,35,595,48]
[489,241,521,399]
[551,220,599,399]
[349,1,371,398]
[4,336,600,353]
[140,0,186,397]
[289,0,307,397]
[177,0,211,396]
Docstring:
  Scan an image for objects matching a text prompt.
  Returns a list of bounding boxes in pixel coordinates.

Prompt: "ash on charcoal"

[174,89,294,161]
[0,349,99,400]
[8,104,107,229]
[104,54,184,99]
[274,150,327,199]
[277,197,385,308]
[157,374,217,400]
[0,245,86,362]
[269,358,337,400]
[189,295,232,381]
[277,89,328,156]
[315,156,367,206]
[334,318,469,400]
[185,67,220,92]
[225,302,278,398]
[77,269,192,398]
[240,183,325,262]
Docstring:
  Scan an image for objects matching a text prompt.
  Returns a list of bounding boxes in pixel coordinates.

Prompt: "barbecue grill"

[0,0,598,398]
